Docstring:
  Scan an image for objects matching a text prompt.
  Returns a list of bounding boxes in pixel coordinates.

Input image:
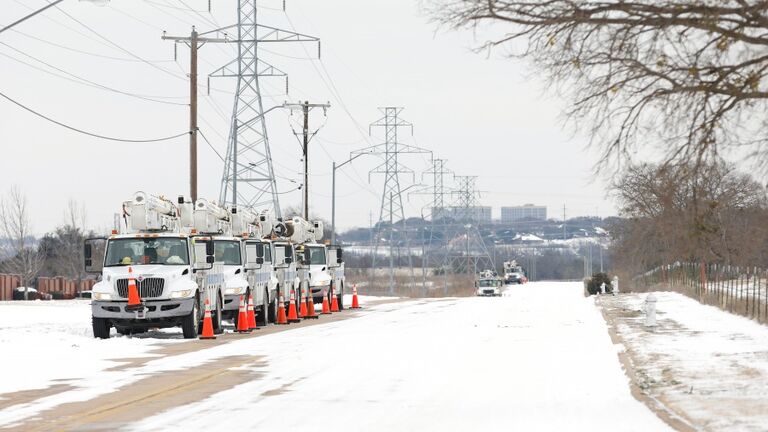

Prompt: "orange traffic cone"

[126,266,143,312]
[304,288,318,319]
[276,294,288,325]
[247,294,258,330]
[200,298,216,340]
[321,288,331,314]
[330,284,340,312]
[351,283,361,309]
[299,286,308,318]
[236,295,251,333]
[287,288,300,323]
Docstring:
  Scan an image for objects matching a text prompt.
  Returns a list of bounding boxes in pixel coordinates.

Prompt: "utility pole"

[162,27,229,202]
[189,28,198,202]
[285,101,330,220]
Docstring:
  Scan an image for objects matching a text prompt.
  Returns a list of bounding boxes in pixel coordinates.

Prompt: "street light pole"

[330,151,369,244]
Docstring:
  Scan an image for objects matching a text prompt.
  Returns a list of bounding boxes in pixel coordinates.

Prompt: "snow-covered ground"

[0,295,383,397]
[0,285,670,431]
[600,292,768,431]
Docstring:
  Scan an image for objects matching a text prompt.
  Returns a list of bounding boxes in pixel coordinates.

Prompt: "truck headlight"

[224,287,246,296]
[170,289,194,299]
[93,292,112,300]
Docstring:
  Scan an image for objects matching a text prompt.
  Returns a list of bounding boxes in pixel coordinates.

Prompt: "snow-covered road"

[0,282,670,431]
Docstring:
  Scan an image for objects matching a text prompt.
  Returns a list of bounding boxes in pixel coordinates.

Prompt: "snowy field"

[0,283,670,431]
[600,292,768,431]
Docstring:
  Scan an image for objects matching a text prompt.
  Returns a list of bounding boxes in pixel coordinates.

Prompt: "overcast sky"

[0,0,615,236]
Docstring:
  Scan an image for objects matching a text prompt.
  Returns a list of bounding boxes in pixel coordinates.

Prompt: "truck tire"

[213,292,224,335]
[182,296,201,339]
[257,287,269,327]
[92,317,110,339]
[336,282,344,311]
[268,292,277,323]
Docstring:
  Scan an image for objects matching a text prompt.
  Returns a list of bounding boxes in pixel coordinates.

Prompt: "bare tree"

[611,161,768,269]
[0,186,45,299]
[58,200,88,289]
[426,1,768,174]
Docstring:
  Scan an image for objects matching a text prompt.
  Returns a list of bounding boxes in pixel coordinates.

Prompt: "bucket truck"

[84,192,224,339]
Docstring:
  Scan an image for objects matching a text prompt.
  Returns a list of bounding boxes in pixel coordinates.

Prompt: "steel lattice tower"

[444,175,495,275]
[213,1,318,215]
[352,107,430,293]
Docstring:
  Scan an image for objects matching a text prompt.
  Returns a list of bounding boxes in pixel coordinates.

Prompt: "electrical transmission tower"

[211,2,319,215]
[444,175,495,275]
[425,158,451,220]
[351,107,431,294]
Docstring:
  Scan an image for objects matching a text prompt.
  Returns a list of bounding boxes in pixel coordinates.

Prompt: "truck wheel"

[182,296,201,339]
[257,288,269,326]
[92,317,110,339]
[268,292,277,323]
[213,293,224,335]
[337,283,344,311]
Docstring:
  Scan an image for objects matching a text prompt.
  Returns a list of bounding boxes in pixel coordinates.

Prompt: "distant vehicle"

[503,260,526,285]
[475,270,503,296]
[77,290,93,299]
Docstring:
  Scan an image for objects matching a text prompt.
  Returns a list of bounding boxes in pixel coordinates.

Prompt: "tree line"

[0,186,92,299]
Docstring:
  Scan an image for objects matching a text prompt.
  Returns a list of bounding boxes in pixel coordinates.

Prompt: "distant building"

[432,206,492,224]
[501,204,547,222]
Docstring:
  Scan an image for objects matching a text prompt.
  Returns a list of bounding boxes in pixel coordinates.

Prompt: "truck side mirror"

[255,243,265,264]
[285,256,293,264]
[194,239,214,270]
[245,243,264,270]
[336,248,343,264]
[83,238,105,274]
[303,247,311,264]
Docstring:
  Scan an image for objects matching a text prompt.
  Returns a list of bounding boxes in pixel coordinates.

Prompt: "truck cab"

[214,236,250,324]
[475,276,503,297]
[241,238,278,325]
[86,192,223,339]
[272,240,300,308]
[296,242,333,305]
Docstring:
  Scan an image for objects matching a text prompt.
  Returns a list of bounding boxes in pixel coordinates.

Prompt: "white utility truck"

[503,260,525,285]
[271,218,302,311]
[192,198,251,329]
[475,269,503,296]
[85,192,224,339]
[231,207,279,326]
[283,217,336,308]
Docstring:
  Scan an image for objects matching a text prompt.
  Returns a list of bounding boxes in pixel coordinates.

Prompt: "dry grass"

[345,268,476,298]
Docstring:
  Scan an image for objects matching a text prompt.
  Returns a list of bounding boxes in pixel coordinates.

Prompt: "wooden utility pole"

[284,101,330,220]
[162,27,229,202]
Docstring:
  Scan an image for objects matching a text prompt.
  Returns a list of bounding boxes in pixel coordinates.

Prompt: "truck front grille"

[116,278,165,298]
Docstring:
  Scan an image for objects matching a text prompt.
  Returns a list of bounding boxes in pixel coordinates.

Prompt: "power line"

[0,91,190,143]
[0,42,188,106]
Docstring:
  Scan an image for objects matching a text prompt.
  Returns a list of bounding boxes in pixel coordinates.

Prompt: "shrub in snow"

[587,273,613,295]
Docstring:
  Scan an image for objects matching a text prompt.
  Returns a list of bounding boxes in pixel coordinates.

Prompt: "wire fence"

[633,262,768,325]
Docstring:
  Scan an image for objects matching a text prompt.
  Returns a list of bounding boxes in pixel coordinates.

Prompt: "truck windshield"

[479,279,497,287]
[309,246,326,265]
[214,240,241,265]
[105,238,189,266]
